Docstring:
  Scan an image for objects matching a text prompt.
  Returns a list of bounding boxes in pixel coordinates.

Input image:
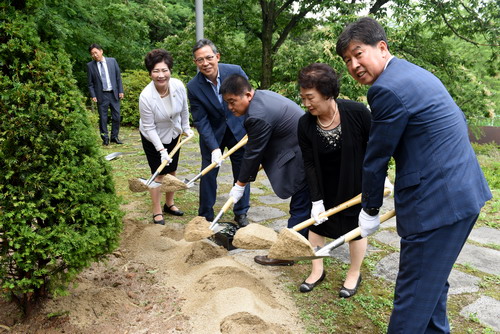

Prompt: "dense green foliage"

[120,70,151,127]
[0,4,123,313]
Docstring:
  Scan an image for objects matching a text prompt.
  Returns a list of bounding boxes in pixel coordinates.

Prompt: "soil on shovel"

[128,178,149,192]
[161,174,188,192]
[268,228,315,260]
[184,216,214,242]
[232,223,277,249]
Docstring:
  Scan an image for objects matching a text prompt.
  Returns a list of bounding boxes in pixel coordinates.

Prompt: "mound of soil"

[0,201,304,333]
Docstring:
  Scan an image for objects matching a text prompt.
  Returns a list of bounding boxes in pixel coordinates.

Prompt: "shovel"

[285,209,396,261]
[267,189,391,257]
[105,152,124,161]
[209,196,237,233]
[131,132,194,190]
[183,135,248,188]
[183,196,236,242]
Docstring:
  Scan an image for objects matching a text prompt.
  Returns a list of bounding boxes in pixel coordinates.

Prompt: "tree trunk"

[259,1,275,89]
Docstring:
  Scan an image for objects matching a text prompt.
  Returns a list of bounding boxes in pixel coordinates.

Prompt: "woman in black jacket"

[297,63,372,297]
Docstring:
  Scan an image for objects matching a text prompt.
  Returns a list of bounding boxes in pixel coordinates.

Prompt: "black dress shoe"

[254,255,294,266]
[163,204,184,216]
[153,213,165,225]
[339,274,362,298]
[299,271,326,293]
[102,138,109,146]
[111,137,123,144]
[234,214,249,227]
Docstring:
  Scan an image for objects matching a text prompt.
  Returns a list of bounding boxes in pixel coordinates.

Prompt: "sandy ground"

[0,201,305,334]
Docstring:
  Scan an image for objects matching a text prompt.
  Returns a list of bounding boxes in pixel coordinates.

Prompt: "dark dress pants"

[388,213,478,334]
[198,129,250,221]
[98,91,121,139]
[287,185,311,238]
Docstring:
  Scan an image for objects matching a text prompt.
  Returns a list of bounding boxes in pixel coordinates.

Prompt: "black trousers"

[98,91,120,139]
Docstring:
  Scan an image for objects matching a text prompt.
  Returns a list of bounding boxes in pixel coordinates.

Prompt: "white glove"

[358,209,380,238]
[384,177,394,197]
[229,183,246,203]
[211,148,223,167]
[184,129,195,137]
[311,200,327,226]
[160,150,172,164]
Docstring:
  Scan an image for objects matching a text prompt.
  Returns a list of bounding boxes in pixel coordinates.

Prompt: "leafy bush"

[0,7,123,315]
[120,69,151,127]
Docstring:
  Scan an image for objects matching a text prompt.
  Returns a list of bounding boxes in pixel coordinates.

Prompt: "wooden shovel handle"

[200,135,249,177]
[146,133,194,186]
[169,132,194,157]
[341,209,396,243]
[292,188,391,232]
[292,194,362,231]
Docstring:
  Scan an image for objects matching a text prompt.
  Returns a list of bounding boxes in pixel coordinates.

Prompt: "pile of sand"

[184,216,214,241]
[232,223,277,249]
[160,174,188,192]
[268,228,315,260]
[128,178,148,192]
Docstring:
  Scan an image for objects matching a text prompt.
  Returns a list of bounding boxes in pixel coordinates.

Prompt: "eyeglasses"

[194,55,215,64]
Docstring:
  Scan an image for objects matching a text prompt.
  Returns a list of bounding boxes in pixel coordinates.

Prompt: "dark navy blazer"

[187,63,247,151]
[362,57,491,237]
[86,57,123,102]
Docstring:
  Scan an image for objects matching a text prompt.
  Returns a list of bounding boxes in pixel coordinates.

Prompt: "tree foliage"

[0,4,123,315]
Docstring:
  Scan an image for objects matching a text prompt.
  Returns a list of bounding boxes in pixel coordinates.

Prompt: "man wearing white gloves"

[337,18,491,333]
[187,39,250,227]
[221,74,311,266]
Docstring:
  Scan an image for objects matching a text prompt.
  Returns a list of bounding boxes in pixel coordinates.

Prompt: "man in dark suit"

[187,39,250,227]
[87,43,124,145]
[220,74,311,266]
[336,17,491,333]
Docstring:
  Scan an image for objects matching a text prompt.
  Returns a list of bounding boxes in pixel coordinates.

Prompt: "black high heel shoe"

[299,271,326,293]
[153,213,165,225]
[339,274,362,298]
[164,203,184,216]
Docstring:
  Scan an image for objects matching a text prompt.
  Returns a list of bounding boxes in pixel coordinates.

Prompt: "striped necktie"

[99,61,109,90]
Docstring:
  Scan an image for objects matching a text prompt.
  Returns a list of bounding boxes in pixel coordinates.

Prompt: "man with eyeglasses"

[187,39,250,227]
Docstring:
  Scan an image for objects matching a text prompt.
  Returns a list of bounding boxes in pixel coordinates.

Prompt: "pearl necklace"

[317,103,338,128]
[159,86,170,98]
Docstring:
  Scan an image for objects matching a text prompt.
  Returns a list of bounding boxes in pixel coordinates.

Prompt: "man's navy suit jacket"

[362,57,491,237]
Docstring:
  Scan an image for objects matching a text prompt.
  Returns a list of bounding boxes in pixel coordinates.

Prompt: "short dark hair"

[88,43,102,53]
[298,63,340,100]
[220,74,252,96]
[192,38,218,56]
[336,17,389,57]
[144,49,174,73]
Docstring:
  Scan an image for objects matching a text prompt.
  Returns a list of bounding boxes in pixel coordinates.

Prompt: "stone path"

[122,132,499,332]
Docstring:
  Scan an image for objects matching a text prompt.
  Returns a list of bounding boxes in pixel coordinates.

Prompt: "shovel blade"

[138,178,162,189]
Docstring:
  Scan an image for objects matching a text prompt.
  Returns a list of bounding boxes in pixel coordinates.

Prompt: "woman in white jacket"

[139,49,194,225]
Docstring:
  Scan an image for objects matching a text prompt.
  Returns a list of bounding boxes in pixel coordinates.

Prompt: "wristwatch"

[363,207,380,216]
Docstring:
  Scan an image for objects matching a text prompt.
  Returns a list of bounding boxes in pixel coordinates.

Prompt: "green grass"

[109,126,499,334]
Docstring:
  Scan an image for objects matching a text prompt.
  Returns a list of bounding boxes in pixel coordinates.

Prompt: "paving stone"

[247,206,287,222]
[329,244,379,264]
[373,230,400,249]
[448,270,480,295]
[456,244,500,275]
[259,178,272,189]
[258,195,291,205]
[460,296,500,332]
[468,227,500,246]
[250,187,265,195]
[373,252,483,295]
[269,219,288,232]
[374,252,400,282]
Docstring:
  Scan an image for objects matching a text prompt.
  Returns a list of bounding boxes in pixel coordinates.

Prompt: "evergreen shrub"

[120,69,150,127]
[0,8,123,314]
